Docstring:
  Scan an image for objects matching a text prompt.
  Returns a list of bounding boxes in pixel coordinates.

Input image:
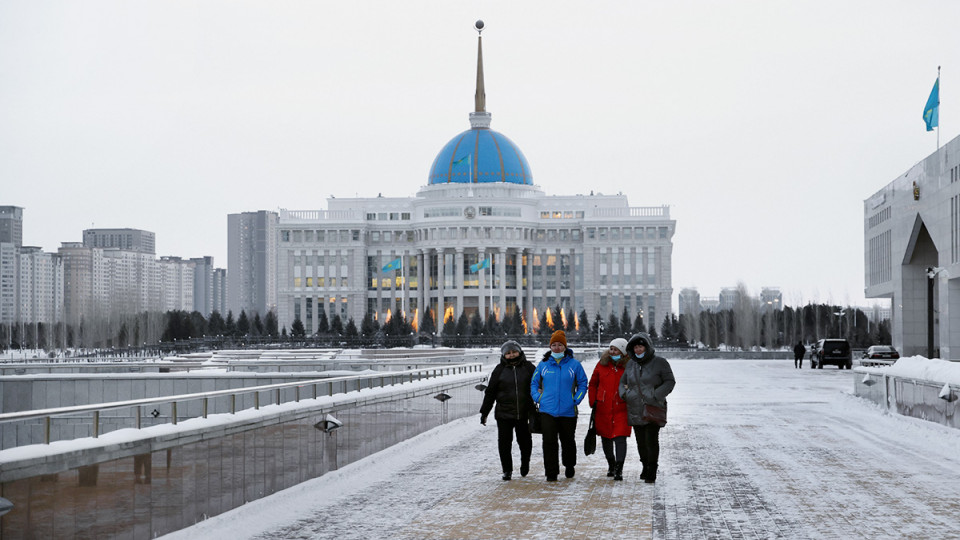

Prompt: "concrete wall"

[854,368,960,428]
[0,373,484,539]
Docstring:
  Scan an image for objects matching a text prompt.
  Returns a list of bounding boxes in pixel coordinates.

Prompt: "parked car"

[862,345,899,361]
[813,338,852,369]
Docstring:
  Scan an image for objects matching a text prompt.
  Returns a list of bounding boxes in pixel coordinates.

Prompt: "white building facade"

[273,26,676,334]
[864,133,960,359]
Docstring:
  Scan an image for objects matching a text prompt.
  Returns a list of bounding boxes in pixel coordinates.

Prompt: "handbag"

[529,404,542,434]
[583,408,597,456]
[641,403,667,427]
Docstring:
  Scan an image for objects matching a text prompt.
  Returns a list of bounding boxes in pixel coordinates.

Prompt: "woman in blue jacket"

[530,330,588,482]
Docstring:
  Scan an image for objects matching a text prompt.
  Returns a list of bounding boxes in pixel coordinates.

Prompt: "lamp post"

[597,322,604,351]
[927,267,946,358]
[833,310,843,338]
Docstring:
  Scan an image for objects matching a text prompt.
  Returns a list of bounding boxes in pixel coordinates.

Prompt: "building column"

[478,247,486,320]
[418,249,426,329]
[525,247,535,332]
[497,248,506,320]
[455,248,464,321]
[515,249,524,319]
[436,248,445,333]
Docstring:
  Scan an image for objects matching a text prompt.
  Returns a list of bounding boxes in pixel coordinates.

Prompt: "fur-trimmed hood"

[599,350,629,368]
[626,332,656,361]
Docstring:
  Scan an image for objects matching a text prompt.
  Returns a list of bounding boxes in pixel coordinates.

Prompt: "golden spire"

[474,20,485,113]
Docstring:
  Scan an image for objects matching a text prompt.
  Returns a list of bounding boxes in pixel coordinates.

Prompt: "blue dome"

[428,128,533,185]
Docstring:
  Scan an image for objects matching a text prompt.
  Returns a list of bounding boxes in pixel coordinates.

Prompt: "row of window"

[280,225,670,245]
[366,212,412,221]
[539,210,585,219]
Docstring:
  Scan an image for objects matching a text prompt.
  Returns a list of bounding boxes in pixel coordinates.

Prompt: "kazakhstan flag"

[381,257,402,272]
[452,154,471,166]
[470,258,490,272]
[924,78,939,132]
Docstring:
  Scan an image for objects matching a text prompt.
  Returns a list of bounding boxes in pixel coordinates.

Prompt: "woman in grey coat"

[618,332,676,483]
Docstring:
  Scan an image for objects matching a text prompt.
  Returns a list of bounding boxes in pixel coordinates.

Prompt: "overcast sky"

[3,1,958,311]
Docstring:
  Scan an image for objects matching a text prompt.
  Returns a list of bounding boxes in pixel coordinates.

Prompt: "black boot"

[644,465,657,484]
[606,461,616,478]
[502,471,512,481]
[520,461,530,477]
[614,462,624,481]
[640,463,648,480]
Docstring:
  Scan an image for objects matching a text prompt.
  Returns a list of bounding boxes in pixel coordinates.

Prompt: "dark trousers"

[496,417,532,474]
[794,355,803,368]
[540,413,577,477]
[601,436,628,467]
[633,423,661,471]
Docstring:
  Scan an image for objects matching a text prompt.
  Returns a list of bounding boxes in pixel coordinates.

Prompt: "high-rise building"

[760,287,782,310]
[0,242,17,324]
[158,256,195,312]
[16,247,64,326]
[678,288,701,318]
[268,26,675,333]
[83,228,156,254]
[0,206,23,247]
[228,211,278,318]
[212,268,228,316]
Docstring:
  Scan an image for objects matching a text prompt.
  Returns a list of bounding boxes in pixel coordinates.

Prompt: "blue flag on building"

[469,258,490,272]
[381,257,402,272]
[924,77,940,132]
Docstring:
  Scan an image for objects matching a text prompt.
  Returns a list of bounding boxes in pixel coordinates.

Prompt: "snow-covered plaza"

[163,358,960,539]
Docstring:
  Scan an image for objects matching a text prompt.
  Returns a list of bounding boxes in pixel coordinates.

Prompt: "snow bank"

[882,356,960,386]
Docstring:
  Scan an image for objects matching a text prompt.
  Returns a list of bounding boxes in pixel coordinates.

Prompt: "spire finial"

[469,20,492,129]
[474,20,485,113]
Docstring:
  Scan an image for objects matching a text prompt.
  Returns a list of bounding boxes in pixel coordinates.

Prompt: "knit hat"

[500,340,523,355]
[550,330,567,347]
[609,338,628,355]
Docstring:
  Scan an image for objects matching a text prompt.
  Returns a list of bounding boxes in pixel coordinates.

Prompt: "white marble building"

[274,26,675,334]
[864,134,960,358]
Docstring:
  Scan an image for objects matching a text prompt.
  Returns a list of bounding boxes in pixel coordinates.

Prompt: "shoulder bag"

[641,403,667,427]
[583,408,597,455]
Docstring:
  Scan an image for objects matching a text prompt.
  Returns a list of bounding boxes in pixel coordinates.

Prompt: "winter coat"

[618,332,676,426]
[793,342,806,359]
[588,351,632,438]
[480,352,536,421]
[530,348,588,418]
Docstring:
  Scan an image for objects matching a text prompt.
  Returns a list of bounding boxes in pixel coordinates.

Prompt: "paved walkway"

[172,359,960,539]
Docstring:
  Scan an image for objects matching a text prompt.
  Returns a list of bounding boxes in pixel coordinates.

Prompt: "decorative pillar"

[455,248,464,321]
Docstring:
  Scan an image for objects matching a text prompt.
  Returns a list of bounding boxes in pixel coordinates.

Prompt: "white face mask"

[551,351,564,359]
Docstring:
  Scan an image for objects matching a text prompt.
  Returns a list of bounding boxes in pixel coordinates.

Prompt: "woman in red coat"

[588,338,632,481]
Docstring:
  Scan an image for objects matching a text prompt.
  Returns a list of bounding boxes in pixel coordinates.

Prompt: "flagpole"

[937,66,941,152]
[401,255,406,320]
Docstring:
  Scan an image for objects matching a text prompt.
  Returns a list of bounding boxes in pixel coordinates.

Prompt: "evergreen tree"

[514,309,526,335]
[469,312,484,336]
[316,309,330,334]
[551,306,563,333]
[345,318,358,337]
[538,310,551,338]
[208,310,226,336]
[264,310,279,338]
[455,312,469,336]
[565,309,577,333]
[621,307,632,335]
[189,311,207,338]
[578,310,590,336]
[420,307,436,335]
[330,315,344,335]
[443,317,457,338]
[281,326,288,338]
[501,309,515,335]
[633,313,645,333]
[361,312,379,337]
[252,313,264,336]
[291,318,306,338]
[485,313,502,336]
[648,322,659,342]
[608,314,620,337]
[237,310,250,336]
[591,313,602,334]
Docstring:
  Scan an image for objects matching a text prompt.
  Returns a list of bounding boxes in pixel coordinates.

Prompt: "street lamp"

[597,322,604,351]
[833,310,843,338]
[927,267,947,358]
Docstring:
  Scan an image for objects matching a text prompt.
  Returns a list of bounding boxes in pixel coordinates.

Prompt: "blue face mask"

[551,351,564,359]
[610,354,621,360]
[634,351,645,359]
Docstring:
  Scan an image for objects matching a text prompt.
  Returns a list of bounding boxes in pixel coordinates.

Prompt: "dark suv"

[813,339,852,369]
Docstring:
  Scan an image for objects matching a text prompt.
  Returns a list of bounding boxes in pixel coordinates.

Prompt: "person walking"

[588,338,632,481]
[480,340,537,480]
[619,332,676,484]
[793,341,805,369]
[530,330,588,482]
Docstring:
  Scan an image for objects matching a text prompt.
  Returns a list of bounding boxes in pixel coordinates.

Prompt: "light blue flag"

[452,154,471,166]
[924,78,939,131]
[469,258,490,272]
[381,257,402,272]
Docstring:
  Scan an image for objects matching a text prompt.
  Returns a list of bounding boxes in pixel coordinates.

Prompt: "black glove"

[480,414,488,425]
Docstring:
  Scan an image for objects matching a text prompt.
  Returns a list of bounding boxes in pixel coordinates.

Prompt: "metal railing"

[0,363,482,445]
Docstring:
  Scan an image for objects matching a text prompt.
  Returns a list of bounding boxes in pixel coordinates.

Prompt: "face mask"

[610,355,621,360]
[634,351,645,359]
[551,351,564,359]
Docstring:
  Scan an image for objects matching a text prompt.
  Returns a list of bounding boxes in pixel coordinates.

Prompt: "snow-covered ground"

[158,357,960,539]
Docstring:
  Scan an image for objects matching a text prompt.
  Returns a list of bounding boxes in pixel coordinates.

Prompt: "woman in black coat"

[480,340,536,480]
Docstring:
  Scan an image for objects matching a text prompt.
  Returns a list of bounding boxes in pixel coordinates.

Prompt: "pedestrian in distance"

[619,332,676,484]
[793,341,805,369]
[588,338,632,481]
[530,330,588,482]
[480,340,537,480]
